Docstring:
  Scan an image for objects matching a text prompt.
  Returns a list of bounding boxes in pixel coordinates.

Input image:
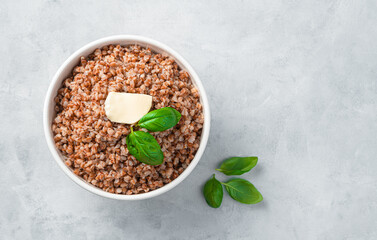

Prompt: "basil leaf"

[203,174,223,208]
[223,178,263,204]
[126,131,164,165]
[216,157,258,175]
[138,107,181,132]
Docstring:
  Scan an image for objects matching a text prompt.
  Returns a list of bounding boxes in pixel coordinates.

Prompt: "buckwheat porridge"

[52,44,204,195]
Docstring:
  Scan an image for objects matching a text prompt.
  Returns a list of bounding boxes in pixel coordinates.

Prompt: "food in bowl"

[52,44,204,195]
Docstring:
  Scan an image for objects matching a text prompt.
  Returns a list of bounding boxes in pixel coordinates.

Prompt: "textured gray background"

[1,0,377,239]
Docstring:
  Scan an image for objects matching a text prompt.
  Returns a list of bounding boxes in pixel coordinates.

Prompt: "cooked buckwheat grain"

[52,44,203,194]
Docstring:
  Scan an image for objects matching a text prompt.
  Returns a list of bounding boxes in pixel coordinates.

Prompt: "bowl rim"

[43,35,210,200]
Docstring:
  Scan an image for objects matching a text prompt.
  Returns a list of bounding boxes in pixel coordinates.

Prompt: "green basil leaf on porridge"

[138,107,181,132]
[126,130,164,165]
[222,178,263,204]
[203,174,223,208]
[216,157,258,175]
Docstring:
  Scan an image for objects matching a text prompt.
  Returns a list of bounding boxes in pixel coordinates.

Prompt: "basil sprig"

[138,107,181,132]
[203,174,223,208]
[125,107,181,165]
[126,129,164,165]
[216,157,258,175]
[222,178,263,204]
[203,156,263,208]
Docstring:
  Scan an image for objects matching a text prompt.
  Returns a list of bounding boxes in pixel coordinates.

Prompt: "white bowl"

[43,35,210,200]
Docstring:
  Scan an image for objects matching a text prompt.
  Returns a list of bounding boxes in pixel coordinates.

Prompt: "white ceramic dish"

[43,35,210,200]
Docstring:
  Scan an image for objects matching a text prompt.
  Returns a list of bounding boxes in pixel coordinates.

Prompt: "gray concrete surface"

[1,0,377,239]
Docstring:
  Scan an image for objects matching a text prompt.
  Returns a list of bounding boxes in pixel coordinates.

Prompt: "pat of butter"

[104,92,152,124]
